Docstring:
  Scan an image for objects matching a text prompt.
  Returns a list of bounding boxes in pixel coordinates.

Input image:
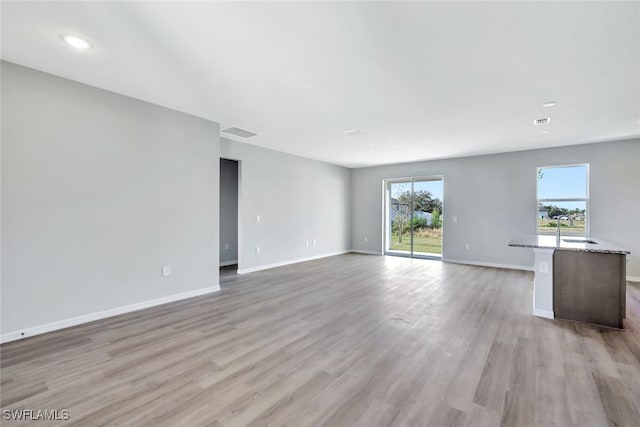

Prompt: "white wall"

[220,138,351,272]
[351,140,640,276]
[1,62,221,338]
[220,158,239,264]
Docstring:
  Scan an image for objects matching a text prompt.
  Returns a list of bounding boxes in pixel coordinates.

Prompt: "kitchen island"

[509,235,630,328]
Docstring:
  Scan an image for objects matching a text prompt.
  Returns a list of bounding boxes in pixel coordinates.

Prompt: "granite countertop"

[508,235,630,255]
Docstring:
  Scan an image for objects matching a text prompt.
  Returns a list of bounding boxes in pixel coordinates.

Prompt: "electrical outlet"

[313,240,317,247]
[256,215,261,223]
[255,247,260,254]
[364,236,368,242]
[224,243,229,250]
[305,241,309,248]
[162,265,171,276]
[465,243,470,250]
[539,262,549,273]
[453,216,458,223]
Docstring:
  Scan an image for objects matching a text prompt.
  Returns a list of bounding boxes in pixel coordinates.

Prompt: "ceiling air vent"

[221,126,259,138]
[533,117,551,126]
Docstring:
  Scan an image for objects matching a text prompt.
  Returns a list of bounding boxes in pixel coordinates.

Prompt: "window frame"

[383,175,444,259]
[536,163,590,236]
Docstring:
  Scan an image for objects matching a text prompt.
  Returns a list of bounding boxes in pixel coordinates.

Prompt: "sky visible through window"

[414,180,443,201]
[538,165,587,209]
[390,180,443,202]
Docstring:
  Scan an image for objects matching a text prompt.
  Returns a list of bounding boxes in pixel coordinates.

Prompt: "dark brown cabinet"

[553,250,626,329]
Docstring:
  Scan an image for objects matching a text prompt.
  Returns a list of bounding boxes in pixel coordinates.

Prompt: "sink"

[562,238,598,244]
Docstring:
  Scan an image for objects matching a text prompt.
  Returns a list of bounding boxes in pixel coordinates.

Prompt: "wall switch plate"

[364,236,368,242]
[305,241,309,247]
[256,215,261,223]
[313,240,317,247]
[453,216,458,223]
[255,247,260,254]
[465,243,470,250]
[162,265,171,276]
[224,243,229,250]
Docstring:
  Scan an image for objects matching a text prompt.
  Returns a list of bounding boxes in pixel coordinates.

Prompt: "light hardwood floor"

[2,254,639,426]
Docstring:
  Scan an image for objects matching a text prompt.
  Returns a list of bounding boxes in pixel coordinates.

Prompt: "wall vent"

[533,117,551,126]
[221,126,259,138]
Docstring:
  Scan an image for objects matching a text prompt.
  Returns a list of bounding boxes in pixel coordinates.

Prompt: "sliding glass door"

[385,177,443,259]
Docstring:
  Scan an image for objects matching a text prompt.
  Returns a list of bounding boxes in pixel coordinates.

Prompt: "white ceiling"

[2,1,639,168]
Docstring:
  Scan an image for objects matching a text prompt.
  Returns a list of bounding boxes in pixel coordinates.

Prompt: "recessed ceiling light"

[543,101,557,108]
[61,35,92,50]
[221,126,258,138]
[343,128,361,136]
[541,130,551,134]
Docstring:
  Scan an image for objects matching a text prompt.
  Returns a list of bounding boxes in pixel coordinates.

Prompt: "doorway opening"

[384,177,444,259]
[220,158,239,278]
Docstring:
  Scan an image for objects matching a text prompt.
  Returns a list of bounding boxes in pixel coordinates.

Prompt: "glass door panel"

[411,179,443,258]
[385,177,443,259]
[387,181,413,255]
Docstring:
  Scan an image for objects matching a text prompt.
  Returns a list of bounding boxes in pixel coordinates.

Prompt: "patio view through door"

[385,177,443,259]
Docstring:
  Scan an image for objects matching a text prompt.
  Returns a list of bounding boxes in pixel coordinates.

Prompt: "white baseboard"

[237,250,350,275]
[0,285,220,344]
[350,249,383,256]
[533,308,555,319]
[627,276,640,283]
[444,258,534,272]
[220,259,238,267]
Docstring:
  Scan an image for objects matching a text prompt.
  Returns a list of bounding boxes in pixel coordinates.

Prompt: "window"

[536,164,588,235]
